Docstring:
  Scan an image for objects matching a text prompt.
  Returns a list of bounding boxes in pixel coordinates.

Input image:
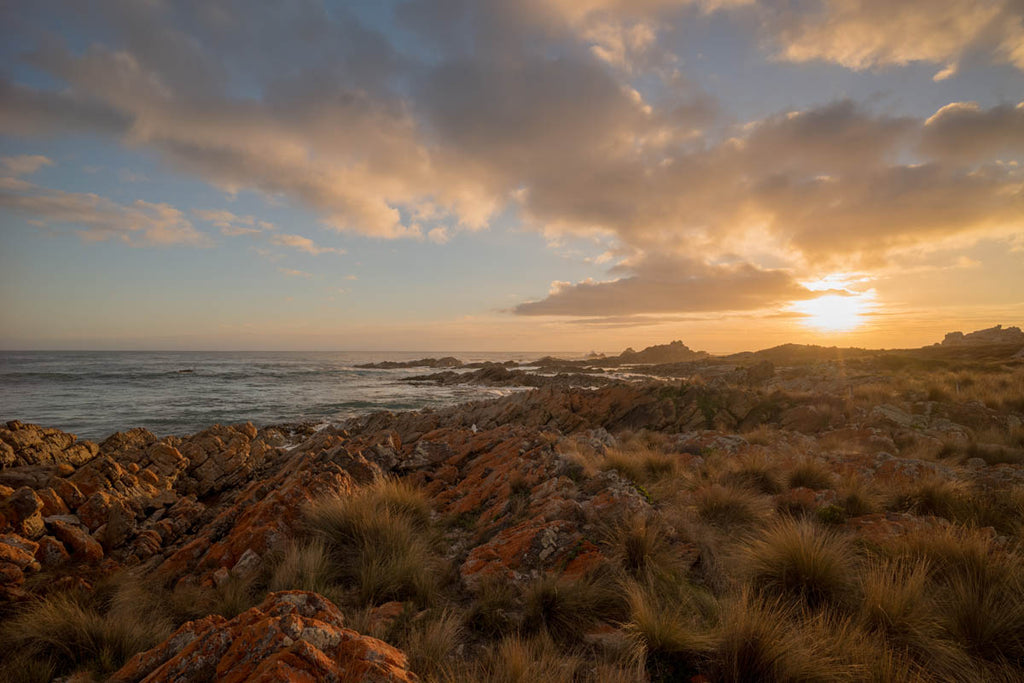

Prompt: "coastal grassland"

[850,359,1024,413]
[4,354,1024,683]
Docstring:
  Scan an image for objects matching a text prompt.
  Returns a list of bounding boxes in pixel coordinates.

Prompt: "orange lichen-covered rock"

[0,533,40,570]
[49,518,104,564]
[110,591,419,683]
[35,487,69,516]
[77,490,115,531]
[365,601,407,635]
[0,486,45,538]
[34,534,71,567]
[0,533,40,601]
[460,519,582,589]
[176,423,274,496]
[157,448,358,585]
[51,477,86,509]
[0,420,99,469]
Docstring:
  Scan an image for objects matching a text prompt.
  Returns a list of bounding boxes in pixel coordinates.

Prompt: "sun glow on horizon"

[791,291,877,333]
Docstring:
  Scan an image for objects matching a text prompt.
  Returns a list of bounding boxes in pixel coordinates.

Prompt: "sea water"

[0,350,550,440]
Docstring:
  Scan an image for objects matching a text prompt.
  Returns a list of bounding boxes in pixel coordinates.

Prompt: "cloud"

[277,267,312,278]
[0,0,712,242]
[270,233,345,255]
[921,101,1024,162]
[0,180,211,246]
[1,0,1021,319]
[514,256,812,316]
[765,0,1024,75]
[427,227,450,244]
[1,154,54,176]
[193,209,268,236]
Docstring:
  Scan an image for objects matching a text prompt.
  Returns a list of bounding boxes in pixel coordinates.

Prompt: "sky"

[0,0,1022,354]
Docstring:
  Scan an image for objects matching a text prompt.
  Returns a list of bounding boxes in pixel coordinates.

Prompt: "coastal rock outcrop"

[404,364,612,389]
[941,324,1024,346]
[110,591,418,683]
[0,420,99,469]
[355,356,463,369]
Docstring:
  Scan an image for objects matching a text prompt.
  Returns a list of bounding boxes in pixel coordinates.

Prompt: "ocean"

[0,351,551,441]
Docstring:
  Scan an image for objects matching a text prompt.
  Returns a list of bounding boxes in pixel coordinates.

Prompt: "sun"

[791,292,875,333]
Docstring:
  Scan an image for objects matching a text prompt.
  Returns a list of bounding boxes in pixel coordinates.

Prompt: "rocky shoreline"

[1,335,1023,681]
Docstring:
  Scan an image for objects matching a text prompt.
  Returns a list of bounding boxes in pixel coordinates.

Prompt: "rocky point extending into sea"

[1,329,1023,681]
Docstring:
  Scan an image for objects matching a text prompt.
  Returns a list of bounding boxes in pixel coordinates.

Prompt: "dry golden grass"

[622,579,716,682]
[743,517,858,609]
[719,452,783,494]
[886,476,965,520]
[835,474,882,517]
[786,458,836,491]
[853,364,1024,413]
[600,511,685,582]
[476,633,584,683]
[601,448,679,487]
[708,589,862,682]
[0,586,174,682]
[268,539,337,595]
[405,609,464,682]
[305,480,442,606]
[695,483,774,529]
[522,569,626,643]
[464,575,522,640]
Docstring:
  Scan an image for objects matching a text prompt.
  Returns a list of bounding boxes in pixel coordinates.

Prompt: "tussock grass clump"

[786,459,835,491]
[601,512,684,581]
[957,486,1024,535]
[836,475,881,517]
[602,448,679,486]
[887,476,964,520]
[743,517,858,609]
[878,524,1024,665]
[505,474,533,519]
[720,453,782,495]
[268,539,339,597]
[306,479,441,606]
[405,609,464,682]
[363,477,434,529]
[965,442,1024,466]
[0,591,173,681]
[623,579,716,682]
[464,575,522,639]
[478,633,583,683]
[522,569,626,643]
[939,569,1024,664]
[884,525,1001,584]
[709,590,842,682]
[695,484,773,529]
[857,557,955,669]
